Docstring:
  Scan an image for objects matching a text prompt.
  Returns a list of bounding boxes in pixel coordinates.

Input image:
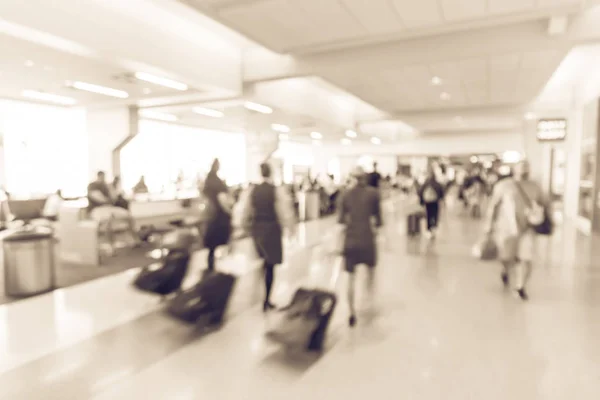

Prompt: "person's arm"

[275,186,296,233]
[373,191,383,228]
[484,183,503,235]
[336,190,347,226]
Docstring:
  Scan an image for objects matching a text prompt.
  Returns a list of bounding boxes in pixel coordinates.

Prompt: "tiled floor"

[0,198,599,399]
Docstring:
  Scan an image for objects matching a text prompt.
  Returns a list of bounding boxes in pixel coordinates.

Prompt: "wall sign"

[537,119,567,141]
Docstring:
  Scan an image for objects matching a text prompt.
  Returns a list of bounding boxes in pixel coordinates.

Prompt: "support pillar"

[86,106,138,180]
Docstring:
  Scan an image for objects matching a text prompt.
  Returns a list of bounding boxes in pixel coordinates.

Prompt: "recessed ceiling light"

[142,88,152,95]
[341,138,352,145]
[67,81,129,99]
[310,131,322,139]
[24,60,34,67]
[440,92,450,100]
[139,110,178,122]
[371,137,381,145]
[524,112,536,121]
[193,107,224,118]
[22,90,77,106]
[278,133,289,141]
[134,72,188,91]
[431,76,442,85]
[312,139,322,146]
[345,129,357,138]
[271,123,290,133]
[244,101,273,114]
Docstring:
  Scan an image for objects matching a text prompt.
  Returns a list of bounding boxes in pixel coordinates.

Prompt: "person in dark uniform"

[239,162,296,312]
[202,159,233,272]
[367,162,382,188]
[338,166,382,327]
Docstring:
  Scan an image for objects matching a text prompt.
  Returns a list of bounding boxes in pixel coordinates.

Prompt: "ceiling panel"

[440,0,487,21]
[391,0,444,28]
[537,0,582,6]
[458,58,487,82]
[341,0,405,34]
[296,0,365,43]
[488,0,536,14]
[490,53,522,73]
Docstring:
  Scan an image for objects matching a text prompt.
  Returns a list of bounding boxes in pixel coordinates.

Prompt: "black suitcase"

[267,288,337,352]
[407,212,422,236]
[133,250,190,295]
[167,272,236,325]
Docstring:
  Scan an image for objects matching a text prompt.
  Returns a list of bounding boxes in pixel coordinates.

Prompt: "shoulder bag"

[514,181,553,235]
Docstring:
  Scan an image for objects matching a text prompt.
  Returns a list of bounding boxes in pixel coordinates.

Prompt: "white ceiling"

[185,0,584,53]
[1,0,600,144]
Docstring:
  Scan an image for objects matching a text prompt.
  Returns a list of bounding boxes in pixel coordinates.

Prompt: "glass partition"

[119,120,246,195]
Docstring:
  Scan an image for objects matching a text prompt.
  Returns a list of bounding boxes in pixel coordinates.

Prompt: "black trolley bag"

[167,271,237,325]
[133,249,190,296]
[407,212,422,236]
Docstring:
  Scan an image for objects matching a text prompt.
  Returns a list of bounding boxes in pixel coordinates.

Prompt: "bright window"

[120,120,246,193]
[0,100,87,197]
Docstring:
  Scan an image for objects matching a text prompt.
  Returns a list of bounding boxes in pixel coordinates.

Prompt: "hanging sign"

[537,119,567,141]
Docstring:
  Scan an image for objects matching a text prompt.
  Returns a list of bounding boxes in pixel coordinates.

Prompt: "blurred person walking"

[337,166,382,327]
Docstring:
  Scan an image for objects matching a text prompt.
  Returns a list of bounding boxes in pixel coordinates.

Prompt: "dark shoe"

[501,273,509,288]
[516,288,529,301]
[263,302,276,313]
[349,315,357,327]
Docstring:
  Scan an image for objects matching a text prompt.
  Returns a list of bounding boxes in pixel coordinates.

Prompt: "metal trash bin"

[3,227,55,297]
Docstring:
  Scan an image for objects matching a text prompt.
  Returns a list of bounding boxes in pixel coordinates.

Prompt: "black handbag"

[514,182,553,236]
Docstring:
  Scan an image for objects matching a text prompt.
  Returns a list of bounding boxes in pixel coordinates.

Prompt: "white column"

[86,106,138,181]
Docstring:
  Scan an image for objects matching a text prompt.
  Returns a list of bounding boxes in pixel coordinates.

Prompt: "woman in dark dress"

[338,166,382,327]
[240,163,295,312]
[202,159,232,272]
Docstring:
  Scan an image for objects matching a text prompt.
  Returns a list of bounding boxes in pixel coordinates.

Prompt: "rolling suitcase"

[167,271,236,325]
[133,250,190,295]
[407,212,422,236]
[266,288,337,352]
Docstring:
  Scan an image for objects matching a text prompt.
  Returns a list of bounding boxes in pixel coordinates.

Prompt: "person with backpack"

[418,165,445,239]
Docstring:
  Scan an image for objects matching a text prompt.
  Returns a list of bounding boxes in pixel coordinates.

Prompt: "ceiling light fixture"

[67,81,129,99]
[244,101,273,114]
[271,123,290,133]
[22,90,77,106]
[134,72,188,91]
[193,107,224,118]
[341,138,352,145]
[310,131,322,139]
[312,139,322,146]
[440,92,450,100]
[431,76,442,85]
[24,60,34,67]
[139,110,178,122]
[278,133,289,141]
[371,137,381,145]
[524,112,536,121]
[345,129,357,138]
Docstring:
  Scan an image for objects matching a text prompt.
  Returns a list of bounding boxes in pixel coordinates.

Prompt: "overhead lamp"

[134,72,188,91]
[244,101,273,114]
[345,129,357,138]
[312,139,322,146]
[278,133,289,141]
[370,137,381,145]
[440,92,451,101]
[271,123,290,133]
[310,131,322,139]
[341,138,352,146]
[193,107,224,118]
[524,112,536,121]
[67,81,129,99]
[431,76,442,85]
[24,60,34,67]
[139,110,178,122]
[22,90,77,106]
